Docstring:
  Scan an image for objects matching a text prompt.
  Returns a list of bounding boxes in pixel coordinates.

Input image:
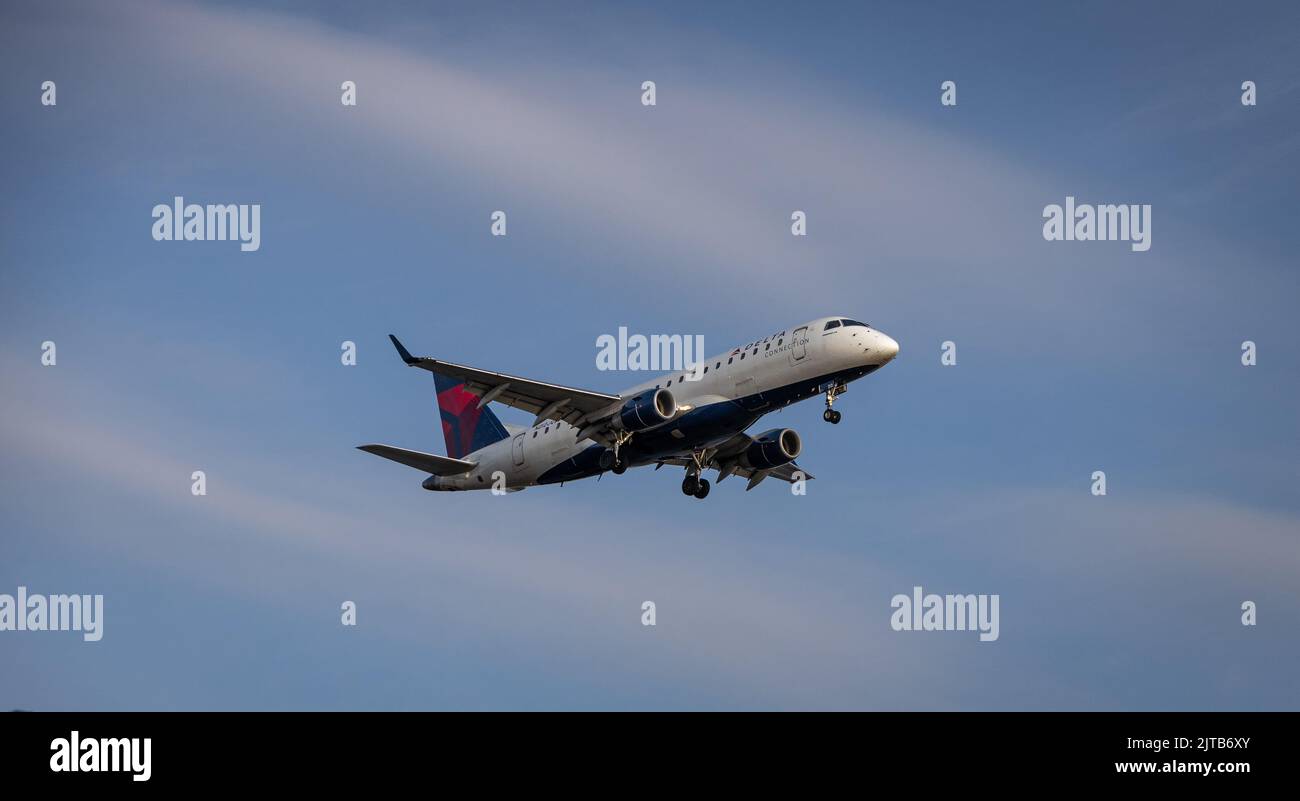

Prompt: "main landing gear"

[681,474,711,499]
[609,430,634,474]
[823,384,844,424]
[681,450,711,499]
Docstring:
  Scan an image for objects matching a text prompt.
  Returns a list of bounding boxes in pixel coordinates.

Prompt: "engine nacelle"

[614,388,676,433]
[740,428,802,470]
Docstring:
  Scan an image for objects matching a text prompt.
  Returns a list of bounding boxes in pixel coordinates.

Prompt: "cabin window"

[727,357,733,364]
[740,353,745,360]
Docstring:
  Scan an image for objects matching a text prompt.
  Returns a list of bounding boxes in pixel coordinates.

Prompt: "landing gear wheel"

[609,431,634,475]
[693,478,711,499]
[823,384,844,423]
[682,475,700,496]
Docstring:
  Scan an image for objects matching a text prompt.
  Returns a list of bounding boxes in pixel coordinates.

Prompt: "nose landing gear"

[823,384,844,424]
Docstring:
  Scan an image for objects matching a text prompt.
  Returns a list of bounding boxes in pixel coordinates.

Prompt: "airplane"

[358,316,899,499]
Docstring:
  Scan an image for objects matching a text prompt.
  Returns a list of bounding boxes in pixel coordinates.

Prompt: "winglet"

[389,334,418,365]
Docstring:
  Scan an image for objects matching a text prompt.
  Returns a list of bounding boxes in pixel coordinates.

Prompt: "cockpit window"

[840,319,870,328]
[823,320,841,331]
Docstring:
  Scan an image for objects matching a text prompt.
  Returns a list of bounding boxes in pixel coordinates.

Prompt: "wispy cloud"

[14,0,1292,340]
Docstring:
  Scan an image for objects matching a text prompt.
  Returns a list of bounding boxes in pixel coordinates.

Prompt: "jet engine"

[612,388,676,432]
[739,428,802,470]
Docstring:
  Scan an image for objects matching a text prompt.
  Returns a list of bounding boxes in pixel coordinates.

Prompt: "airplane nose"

[877,333,900,362]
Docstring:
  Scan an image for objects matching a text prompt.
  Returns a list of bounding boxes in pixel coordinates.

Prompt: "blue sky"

[1,0,1297,709]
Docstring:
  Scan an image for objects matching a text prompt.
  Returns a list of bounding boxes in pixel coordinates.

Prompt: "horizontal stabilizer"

[357,444,476,476]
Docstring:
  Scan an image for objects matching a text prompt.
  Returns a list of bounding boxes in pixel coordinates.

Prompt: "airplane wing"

[738,461,813,489]
[659,430,814,491]
[388,335,623,429]
[357,444,477,476]
[660,456,813,490]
